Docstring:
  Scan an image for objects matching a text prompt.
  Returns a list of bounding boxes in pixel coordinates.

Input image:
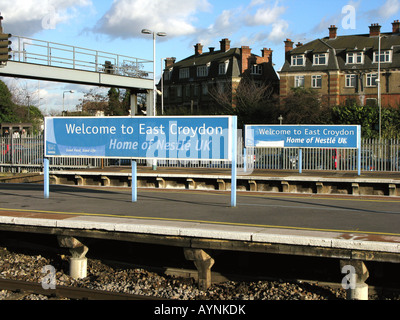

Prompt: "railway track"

[0,278,162,300]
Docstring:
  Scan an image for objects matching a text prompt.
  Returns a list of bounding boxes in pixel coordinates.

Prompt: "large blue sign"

[245,125,361,149]
[45,116,233,160]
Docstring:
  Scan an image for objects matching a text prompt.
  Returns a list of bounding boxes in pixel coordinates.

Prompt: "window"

[251,65,262,75]
[164,68,173,80]
[345,74,357,87]
[291,55,305,66]
[311,75,322,88]
[185,85,190,97]
[366,73,378,87]
[197,65,208,77]
[202,83,208,95]
[194,85,199,97]
[177,85,182,97]
[313,54,328,65]
[373,50,392,63]
[219,61,229,75]
[179,68,189,79]
[294,75,305,87]
[346,52,364,64]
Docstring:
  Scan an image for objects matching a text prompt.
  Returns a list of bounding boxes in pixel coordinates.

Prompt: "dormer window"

[179,68,189,79]
[251,64,262,75]
[197,65,209,77]
[164,68,173,80]
[291,55,305,66]
[373,50,392,63]
[219,61,229,75]
[313,53,328,65]
[346,52,364,64]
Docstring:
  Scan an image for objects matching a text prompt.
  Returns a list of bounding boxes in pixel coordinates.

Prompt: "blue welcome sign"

[245,125,361,149]
[45,116,234,161]
[44,116,238,207]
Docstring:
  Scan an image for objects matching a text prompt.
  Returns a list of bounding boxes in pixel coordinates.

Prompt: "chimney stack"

[369,23,381,37]
[165,57,176,68]
[284,39,294,54]
[261,48,273,63]
[241,46,252,73]
[393,20,400,33]
[329,25,337,39]
[220,38,231,52]
[194,43,203,56]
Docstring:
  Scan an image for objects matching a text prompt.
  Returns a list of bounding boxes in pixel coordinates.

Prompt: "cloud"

[246,2,287,26]
[366,0,400,20]
[0,0,92,36]
[91,0,211,39]
[194,0,288,47]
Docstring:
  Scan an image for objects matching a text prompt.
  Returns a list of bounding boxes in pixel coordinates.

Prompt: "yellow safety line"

[1,207,400,237]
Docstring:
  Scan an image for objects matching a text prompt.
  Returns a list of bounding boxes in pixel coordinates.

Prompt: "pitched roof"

[280,32,400,72]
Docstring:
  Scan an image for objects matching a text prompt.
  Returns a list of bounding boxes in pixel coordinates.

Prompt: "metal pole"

[44,158,49,198]
[153,32,156,116]
[161,58,165,115]
[231,116,237,207]
[132,160,137,202]
[378,35,382,142]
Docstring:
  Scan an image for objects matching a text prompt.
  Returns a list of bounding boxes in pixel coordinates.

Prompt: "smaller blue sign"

[245,125,361,149]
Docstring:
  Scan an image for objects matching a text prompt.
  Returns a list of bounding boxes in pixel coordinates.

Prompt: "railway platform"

[0,171,399,300]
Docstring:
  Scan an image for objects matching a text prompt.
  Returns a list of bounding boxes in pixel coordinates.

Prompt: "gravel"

[0,247,398,300]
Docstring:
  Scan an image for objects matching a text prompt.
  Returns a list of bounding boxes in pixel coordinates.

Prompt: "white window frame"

[366,73,378,87]
[251,64,262,75]
[373,50,392,63]
[164,68,173,81]
[197,65,208,77]
[311,75,322,88]
[313,53,328,66]
[179,68,189,79]
[294,75,305,87]
[185,85,190,97]
[177,85,182,97]
[219,61,229,75]
[345,74,357,88]
[202,83,208,95]
[291,55,305,66]
[346,52,364,64]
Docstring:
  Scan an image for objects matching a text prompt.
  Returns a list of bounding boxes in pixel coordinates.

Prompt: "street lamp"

[63,90,74,116]
[141,29,167,116]
[377,34,387,142]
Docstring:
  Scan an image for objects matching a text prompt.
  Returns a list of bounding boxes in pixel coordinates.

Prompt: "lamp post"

[63,90,74,116]
[141,29,167,116]
[377,35,382,142]
[376,34,387,142]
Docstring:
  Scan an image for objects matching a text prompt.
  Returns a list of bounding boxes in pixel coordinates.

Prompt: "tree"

[331,100,400,139]
[0,80,18,123]
[278,87,331,125]
[106,88,130,116]
[209,78,277,128]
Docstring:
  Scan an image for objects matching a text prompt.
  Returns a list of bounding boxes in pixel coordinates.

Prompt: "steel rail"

[0,278,164,300]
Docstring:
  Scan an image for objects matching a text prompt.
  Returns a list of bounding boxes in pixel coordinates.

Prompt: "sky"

[0,0,400,115]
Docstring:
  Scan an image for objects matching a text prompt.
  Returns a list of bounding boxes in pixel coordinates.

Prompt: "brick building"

[159,38,279,114]
[279,21,400,107]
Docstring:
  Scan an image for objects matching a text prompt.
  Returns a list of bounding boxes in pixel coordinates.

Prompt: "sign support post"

[357,126,362,176]
[44,158,49,199]
[299,148,303,174]
[132,160,137,202]
[231,117,237,207]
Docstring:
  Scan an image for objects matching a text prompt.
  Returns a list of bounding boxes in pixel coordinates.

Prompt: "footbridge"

[0,35,155,115]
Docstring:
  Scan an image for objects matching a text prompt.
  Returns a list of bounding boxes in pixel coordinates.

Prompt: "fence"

[1,135,399,173]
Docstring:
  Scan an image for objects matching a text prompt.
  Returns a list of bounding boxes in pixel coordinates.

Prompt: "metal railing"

[10,35,153,78]
[1,135,399,173]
